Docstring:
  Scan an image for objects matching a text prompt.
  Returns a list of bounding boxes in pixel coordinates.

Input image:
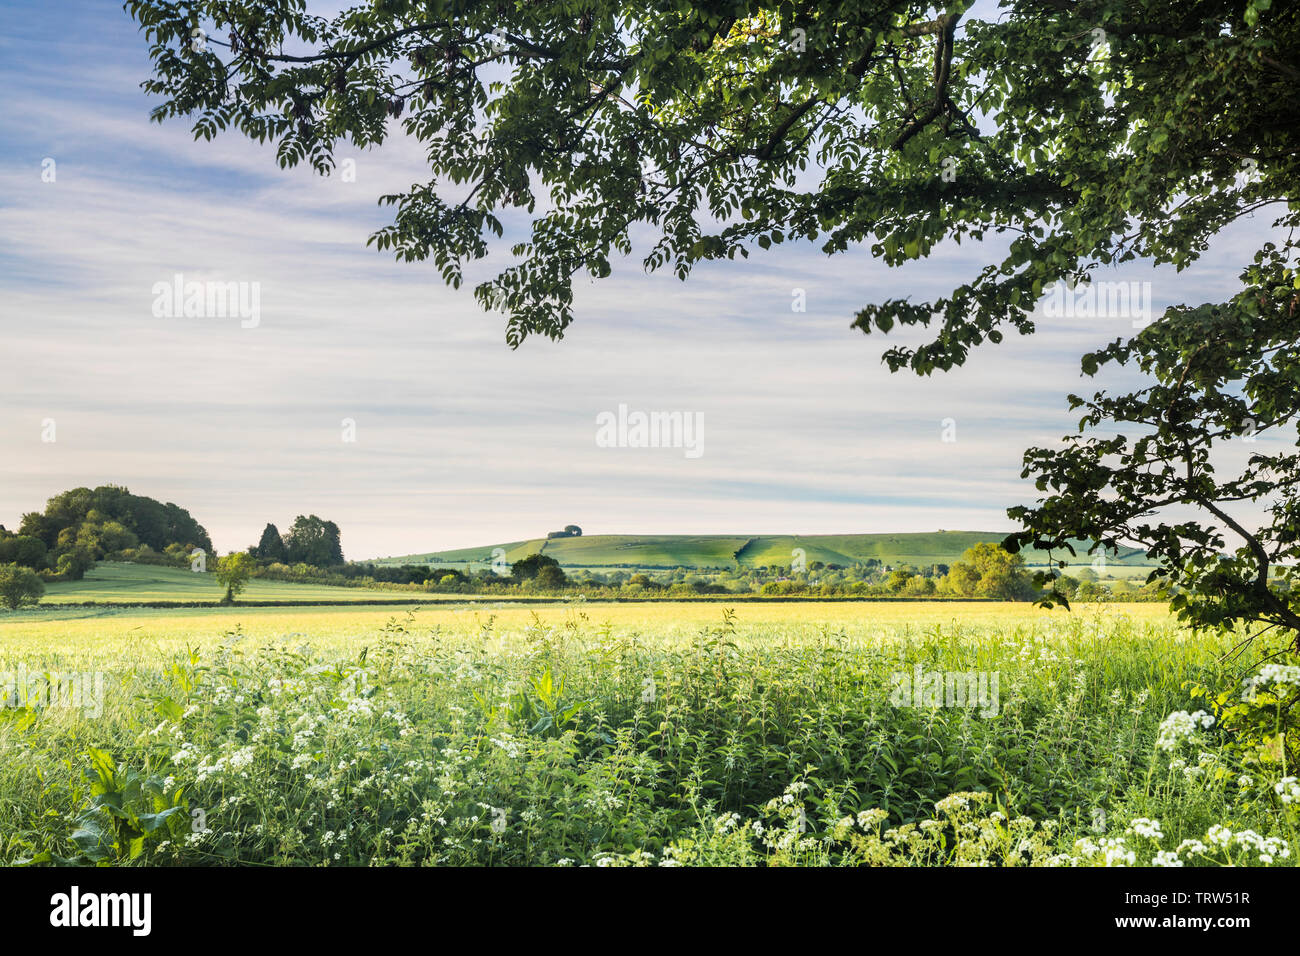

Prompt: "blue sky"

[0,0,1280,559]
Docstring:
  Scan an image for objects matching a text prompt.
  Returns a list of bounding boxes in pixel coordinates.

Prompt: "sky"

[0,1,1281,559]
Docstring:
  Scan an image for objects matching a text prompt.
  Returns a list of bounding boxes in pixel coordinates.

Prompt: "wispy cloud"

[0,0,1281,558]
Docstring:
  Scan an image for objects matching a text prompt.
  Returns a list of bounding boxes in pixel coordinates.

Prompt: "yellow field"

[0,599,1177,666]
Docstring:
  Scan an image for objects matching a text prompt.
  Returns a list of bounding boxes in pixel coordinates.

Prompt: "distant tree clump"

[942,544,1036,601]
[0,533,47,570]
[281,515,345,567]
[535,563,568,589]
[252,522,288,563]
[902,574,938,597]
[0,564,45,610]
[511,553,566,586]
[885,569,916,593]
[216,552,257,604]
[9,485,211,580]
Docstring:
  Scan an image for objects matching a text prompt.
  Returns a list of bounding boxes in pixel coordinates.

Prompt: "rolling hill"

[375,531,1154,571]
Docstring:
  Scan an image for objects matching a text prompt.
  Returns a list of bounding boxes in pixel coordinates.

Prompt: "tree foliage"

[282,515,345,567]
[1006,246,1300,641]
[511,552,565,584]
[942,543,1036,600]
[0,533,48,571]
[215,551,257,603]
[0,564,45,611]
[253,522,288,563]
[12,486,212,576]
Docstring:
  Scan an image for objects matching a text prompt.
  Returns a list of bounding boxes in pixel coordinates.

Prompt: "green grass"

[40,562,412,605]
[377,530,1156,570]
[0,601,1294,866]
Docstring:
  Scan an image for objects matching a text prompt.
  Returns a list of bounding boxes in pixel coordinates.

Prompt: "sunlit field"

[1,601,1295,866]
[36,562,431,605]
[0,599,1172,654]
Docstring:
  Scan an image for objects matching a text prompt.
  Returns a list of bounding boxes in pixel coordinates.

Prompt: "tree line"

[249,516,344,567]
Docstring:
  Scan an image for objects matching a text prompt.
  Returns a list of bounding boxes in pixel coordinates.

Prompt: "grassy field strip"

[0,601,1177,655]
[38,563,405,604]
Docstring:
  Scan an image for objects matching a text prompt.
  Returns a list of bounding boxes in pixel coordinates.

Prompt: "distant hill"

[375,532,1154,570]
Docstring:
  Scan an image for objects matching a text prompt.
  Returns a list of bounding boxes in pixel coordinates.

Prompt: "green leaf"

[70,820,113,862]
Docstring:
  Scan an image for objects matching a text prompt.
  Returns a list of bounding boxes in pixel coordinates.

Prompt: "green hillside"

[378,532,1154,570]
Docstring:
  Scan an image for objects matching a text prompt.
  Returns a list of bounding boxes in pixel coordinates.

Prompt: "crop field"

[1,600,1294,867]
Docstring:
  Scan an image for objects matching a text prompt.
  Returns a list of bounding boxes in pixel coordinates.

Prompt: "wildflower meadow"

[1,603,1295,867]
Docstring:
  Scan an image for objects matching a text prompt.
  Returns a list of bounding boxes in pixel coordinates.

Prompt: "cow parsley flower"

[1155,710,1213,751]
[1128,818,1164,840]
[856,809,889,829]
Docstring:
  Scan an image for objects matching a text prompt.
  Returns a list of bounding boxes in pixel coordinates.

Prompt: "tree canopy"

[0,564,45,611]
[216,551,257,603]
[253,522,288,563]
[1006,246,1300,637]
[126,0,1300,645]
[940,542,1036,600]
[282,515,345,566]
[511,552,565,584]
[11,485,212,579]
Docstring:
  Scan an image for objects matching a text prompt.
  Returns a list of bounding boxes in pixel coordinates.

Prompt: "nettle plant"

[126,0,1298,649]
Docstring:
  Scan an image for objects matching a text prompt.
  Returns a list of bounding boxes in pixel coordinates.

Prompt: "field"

[1,599,1295,867]
[377,530,1156,572]
[37,562,424,605]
